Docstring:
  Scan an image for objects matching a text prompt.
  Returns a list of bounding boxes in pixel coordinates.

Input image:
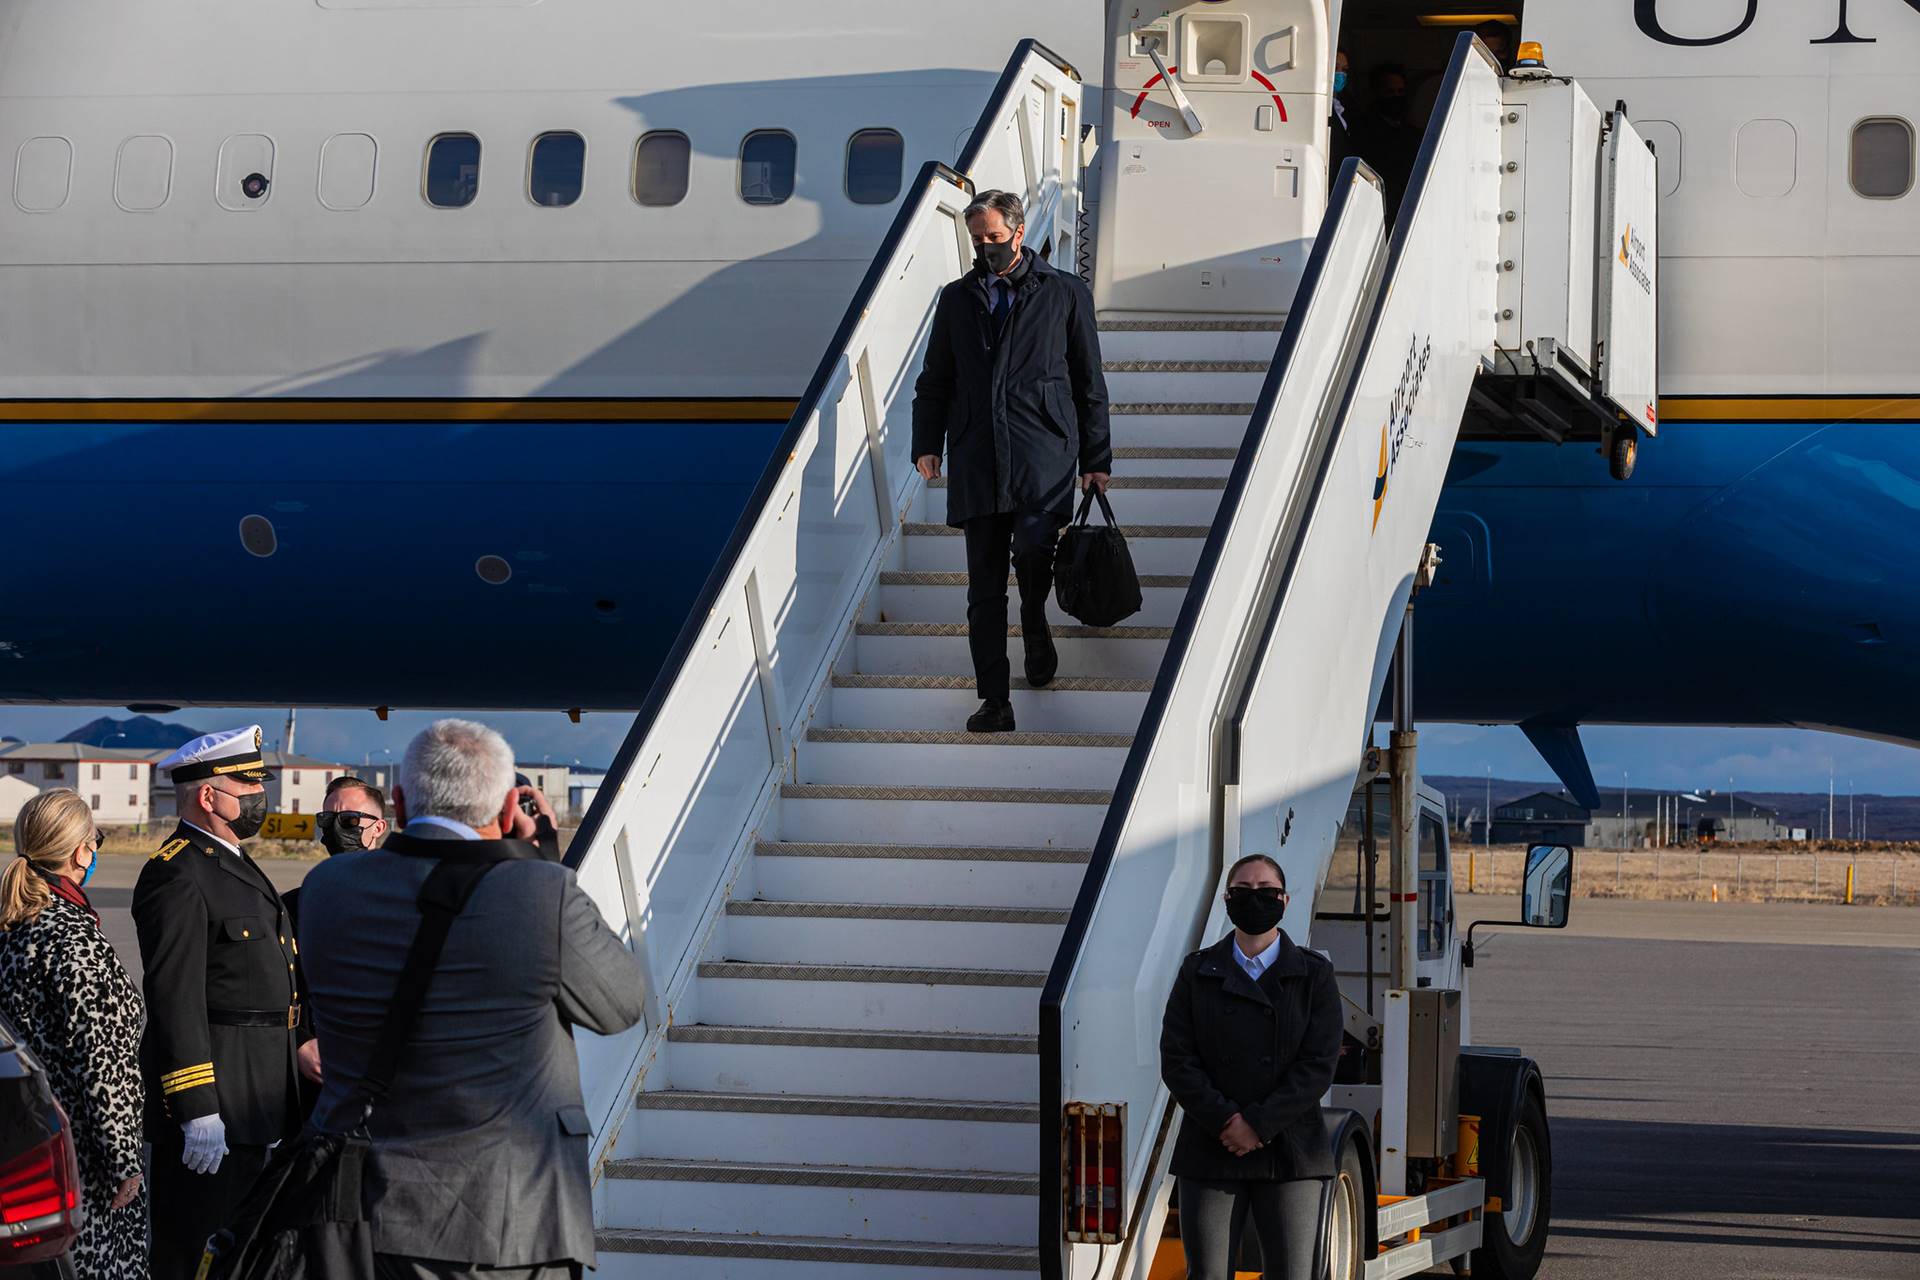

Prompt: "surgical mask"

[79,850,97,888]
[975,238,1018,276]
[315,811,371,856]
[1225,885,1286,935]
[1333,69,1347,94]
[221,789,268,841]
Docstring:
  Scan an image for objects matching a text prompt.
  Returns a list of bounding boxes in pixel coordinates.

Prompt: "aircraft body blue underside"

[3,416,1913,746]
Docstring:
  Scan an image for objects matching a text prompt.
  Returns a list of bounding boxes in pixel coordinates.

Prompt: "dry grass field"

[1456,841,1920,906]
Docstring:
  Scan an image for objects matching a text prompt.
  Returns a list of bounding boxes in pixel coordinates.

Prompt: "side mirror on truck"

[1462,843,1573,967]
[1521,843,1573,928]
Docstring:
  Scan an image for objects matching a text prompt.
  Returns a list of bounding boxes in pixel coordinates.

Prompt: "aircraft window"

[739,129,796,205]
[216,134,276,211]
[425,132,481,208]
[1850,117,1913,200]
[14,137,72,212]
[319,133,378,211]
[529,131,585,207]
[114,135,174,212]
[845,128,903,204]
[1734,119,1796,198]
[1637,120,1682,197]
[633,131,690,207]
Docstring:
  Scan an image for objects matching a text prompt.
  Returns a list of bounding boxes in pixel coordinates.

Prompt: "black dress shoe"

[966,699,1017,733]
[1023,623,1058,689]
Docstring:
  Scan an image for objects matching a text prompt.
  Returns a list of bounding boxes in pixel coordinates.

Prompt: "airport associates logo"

[1619,223,1652,295]
[1372,332,1434,534]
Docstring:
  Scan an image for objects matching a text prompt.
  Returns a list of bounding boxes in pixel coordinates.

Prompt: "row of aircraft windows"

[1642,115,1916,201]
[8,128,906,213]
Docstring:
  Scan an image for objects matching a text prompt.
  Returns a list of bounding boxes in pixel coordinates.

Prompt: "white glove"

[181,1114,228,1176]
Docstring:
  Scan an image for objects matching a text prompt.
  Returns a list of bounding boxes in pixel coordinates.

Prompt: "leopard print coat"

[0,890,149,1279]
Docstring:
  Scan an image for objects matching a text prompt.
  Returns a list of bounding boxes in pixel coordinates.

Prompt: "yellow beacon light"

[1515,41,1546,67]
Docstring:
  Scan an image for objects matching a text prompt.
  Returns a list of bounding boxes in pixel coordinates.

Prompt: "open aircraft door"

[1599,108,1658,437]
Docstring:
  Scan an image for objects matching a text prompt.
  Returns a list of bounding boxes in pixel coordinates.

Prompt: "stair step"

[1111,445,1238,476]
[1102,359,1268,373]
[1109,401,1255,415]
[1106,411,1253,450]
[751,840,1088,910]
[596,1227,1038,1275]
[807,727,1133,748]
[832,673,1152,693]
[624,1089,1038,1171]
[873,573,1191,626]
[695,958,1045,1034]
[636,1089,1038,1122]
[700,960,1045,986]
[798,731,1128,788]
[916,477,1224,524]
[1096,318,1287,362]
[1097,318,1288,330]
[726,900,1068,925]
[602,1157,1035,1247]
[663,1024,1038,1100]
[855,622,1171,679]
[774,782,1108,848]
[904,522,1207,573]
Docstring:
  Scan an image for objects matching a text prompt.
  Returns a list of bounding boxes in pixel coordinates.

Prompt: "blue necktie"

[991,281,1010,321]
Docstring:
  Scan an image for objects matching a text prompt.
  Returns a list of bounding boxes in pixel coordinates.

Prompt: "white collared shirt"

[405,814,483,841]
[1234,934,1281,981]
[181,820,243,860]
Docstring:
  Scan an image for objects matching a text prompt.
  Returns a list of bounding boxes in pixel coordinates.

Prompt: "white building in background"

[0,743,154,825]
[517,763,571,809]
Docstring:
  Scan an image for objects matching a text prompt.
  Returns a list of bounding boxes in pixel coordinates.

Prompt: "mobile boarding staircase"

[565,17,1655,1279]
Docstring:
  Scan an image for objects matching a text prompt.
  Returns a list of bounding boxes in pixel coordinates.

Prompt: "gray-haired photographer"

[203,718,646,1280]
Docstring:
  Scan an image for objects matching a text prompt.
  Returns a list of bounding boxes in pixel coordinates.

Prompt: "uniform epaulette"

[152,837,192,861]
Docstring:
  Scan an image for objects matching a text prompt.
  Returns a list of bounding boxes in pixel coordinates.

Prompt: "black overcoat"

[910,249,1112,527]
[1160,930,1343,1181]
[132,822,305,1146]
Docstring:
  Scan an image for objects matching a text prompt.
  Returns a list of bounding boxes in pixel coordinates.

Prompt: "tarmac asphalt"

[88,856,1920,1277]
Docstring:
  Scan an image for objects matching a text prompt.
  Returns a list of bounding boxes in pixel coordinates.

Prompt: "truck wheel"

[1608,430,1638,480]
[1473,1090,1551,1279]
[1324,1138,1368,1280]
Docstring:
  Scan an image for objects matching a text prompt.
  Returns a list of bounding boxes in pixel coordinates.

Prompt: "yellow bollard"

[1846,862,1855,905]
[1711,883,1718,903]
[1469,849,1476,894]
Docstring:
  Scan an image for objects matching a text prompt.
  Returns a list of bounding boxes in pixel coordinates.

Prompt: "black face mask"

[221,790,269,841]
[1225,885,1286,935]
[315,812,368,856]
[975,238,1018,276]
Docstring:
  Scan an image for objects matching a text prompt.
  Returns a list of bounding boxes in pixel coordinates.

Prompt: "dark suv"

[0,1010,81,1278]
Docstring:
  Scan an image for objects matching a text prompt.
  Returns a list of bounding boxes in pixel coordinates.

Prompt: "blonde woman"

[0,789,147,1278]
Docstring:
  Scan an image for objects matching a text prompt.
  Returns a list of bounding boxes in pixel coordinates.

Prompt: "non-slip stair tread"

[904,521,1210,538]
[596,1227,1039,1268]
[1098,318,1287,331]
[1112,445,1239,459]
[757,840,1093,864]
[926,474,1225,489]
[1103,359,1269,373]
[832,672,1153,692]
[880,570,1191,587]
[699,959,1047,987]
[726,899,1069,924]
[781,782,1113,805]
[666,1023,1037,1054]
[1109,402,1255,415]
[806,727,1134,748]
[857,621,1172,639]
[606,1156,1040,1194]
[632,1089,1041,1123]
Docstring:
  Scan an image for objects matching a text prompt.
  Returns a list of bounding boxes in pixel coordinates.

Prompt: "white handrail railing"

[563,40,1084,1184]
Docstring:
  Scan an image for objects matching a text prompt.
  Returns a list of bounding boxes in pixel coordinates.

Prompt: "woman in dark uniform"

[1160,853,1342,1280]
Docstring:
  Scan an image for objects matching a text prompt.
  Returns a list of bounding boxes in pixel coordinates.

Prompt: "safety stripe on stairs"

[596,1227,1038,1268]
[698,959,1047,986]
[755,840,1093,863]
[665,1024,1037,1054]
[856,621,1172,639]
[725,900,1068,924]
[831,673,1152,692]
[879,570,1192,588]
[604,1157,1039,1195]
[630,1090,1040,1123]
[780,782,1113,805]
[1102,359,1268,373]
[926,474,1225,489]
[805,727,1133,747]
[904,521,1210,538]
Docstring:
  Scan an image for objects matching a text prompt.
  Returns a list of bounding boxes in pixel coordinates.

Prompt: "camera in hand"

[513,772,539,818]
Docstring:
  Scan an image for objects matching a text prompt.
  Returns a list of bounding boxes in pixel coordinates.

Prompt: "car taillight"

[0,1102,82,1262]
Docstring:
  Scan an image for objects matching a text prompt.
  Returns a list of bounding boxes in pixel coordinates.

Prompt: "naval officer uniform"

[132,727,305,1280]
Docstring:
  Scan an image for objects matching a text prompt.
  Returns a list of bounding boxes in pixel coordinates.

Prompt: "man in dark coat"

[911,189,1111,733]
[134,725,307,1280]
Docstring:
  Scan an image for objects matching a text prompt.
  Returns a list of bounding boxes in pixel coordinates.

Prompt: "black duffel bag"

[1053,487,1143,627]
[199,857,501,1280]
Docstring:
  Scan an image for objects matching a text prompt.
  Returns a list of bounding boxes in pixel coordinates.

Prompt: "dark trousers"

[1177,1176,1327,1280]
[963,511,1059,701]
[147,1137,270,1280]
[375,1257,582,1280]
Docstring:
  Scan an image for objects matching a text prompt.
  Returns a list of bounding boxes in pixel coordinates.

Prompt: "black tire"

[1608,430,1638,480]
[1473,1089,1551,1279]
[1323,1137,1369,1280]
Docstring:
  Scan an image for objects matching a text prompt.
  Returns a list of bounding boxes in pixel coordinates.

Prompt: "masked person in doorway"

[911,189,1111,733]
[134,726,308,1280]
[1160,854,1342,1280]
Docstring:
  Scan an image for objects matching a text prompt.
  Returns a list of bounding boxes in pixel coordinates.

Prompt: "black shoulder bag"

[1053,487,1144,627]
[199,858,502,1280]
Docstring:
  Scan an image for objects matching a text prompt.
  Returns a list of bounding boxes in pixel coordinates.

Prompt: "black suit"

[133,822,305,1280]
[910,249,1111,700]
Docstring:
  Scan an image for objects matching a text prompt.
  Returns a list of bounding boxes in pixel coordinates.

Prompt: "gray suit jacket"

[297,825,646,1267]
